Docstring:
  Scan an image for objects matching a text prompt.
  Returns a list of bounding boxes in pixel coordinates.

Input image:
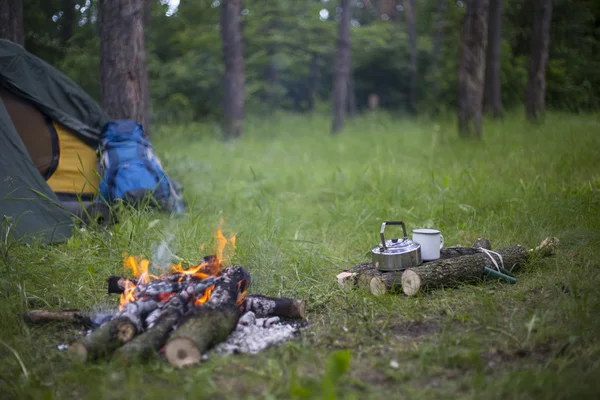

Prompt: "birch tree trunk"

[220,0,245,139]
[331,0,352,134]
[0,0,24,46]
[98,0,151,135]
[484,0,503,118]
[457,0,489,138]
[525,0,553,122]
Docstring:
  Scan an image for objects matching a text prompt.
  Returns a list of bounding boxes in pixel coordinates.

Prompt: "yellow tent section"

[46,121,100,195]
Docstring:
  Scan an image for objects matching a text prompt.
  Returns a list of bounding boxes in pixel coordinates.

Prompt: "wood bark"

[404,0,418,114]
[457,0,489,138]
[331,0,352,134]
[98,0,151,134]
[431,0,448,103]
[525,0,553,122]
[484,0,503,118]
[308,53,319,111]
[220,0,245,139]
[0,0,24,46]
[68,317,138,362]
[241,295,306,319]
[400,244,528,296]
[164,303,240,368]
[113,295,185,364]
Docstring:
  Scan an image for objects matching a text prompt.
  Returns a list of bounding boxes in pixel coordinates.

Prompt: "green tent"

[0,39,109,243]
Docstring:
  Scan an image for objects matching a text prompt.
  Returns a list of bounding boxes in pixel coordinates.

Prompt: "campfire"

[24,228,307,367]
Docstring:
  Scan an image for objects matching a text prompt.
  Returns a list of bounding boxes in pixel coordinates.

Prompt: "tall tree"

[332,0,352,134]
[0,0,24,46]
[484,0,503,117]
[431,0,447,113]
[457,0,489,138]
[404,0,417,113]
[525,0,553,122]
[98,0,151,134]
[220,0,245,139]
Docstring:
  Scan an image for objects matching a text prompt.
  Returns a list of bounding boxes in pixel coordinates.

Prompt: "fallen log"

[113,295,186,364]
[163,265,250,367]
[22,309,93,327]
[337,238,493,291]
[398,237,558,296]
[241,294,306,319]
[68,317,138,362]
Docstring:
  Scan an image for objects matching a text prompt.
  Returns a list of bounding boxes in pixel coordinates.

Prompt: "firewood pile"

[336,236,559,296]
[24,254,307,368]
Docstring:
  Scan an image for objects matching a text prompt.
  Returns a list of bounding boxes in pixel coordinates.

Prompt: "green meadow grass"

[1,111,599,399]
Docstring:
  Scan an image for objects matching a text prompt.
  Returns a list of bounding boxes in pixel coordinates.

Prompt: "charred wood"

[241,295,306,319]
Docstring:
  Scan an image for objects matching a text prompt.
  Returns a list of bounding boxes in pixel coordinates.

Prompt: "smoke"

[150,232,179,274]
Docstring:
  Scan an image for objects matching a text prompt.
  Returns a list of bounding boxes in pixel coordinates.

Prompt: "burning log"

[241,294,306,319]
[68,317,138,362]
[23,309,93,327]
[336,238,494,292]
[113,295,186,364]
[164,265,250,367]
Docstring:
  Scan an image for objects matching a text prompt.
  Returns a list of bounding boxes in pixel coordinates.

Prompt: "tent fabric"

[0,39,110,243]
[0,39,109,145]
[0,97,73,243]
[46,120,100,195]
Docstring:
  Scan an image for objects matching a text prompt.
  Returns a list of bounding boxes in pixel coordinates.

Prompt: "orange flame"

[118,222,237,309]
[119,280,136,311]
[195,284,215,305]
[236,279,248,306]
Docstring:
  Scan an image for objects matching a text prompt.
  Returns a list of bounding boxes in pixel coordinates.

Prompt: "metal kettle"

[371,221,423,271]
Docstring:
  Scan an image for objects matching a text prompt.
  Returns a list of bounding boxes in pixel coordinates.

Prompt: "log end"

[68,342,89,363]
[165,337,202,368]
[292,299,307,319]
[401,269,421,297]
[370,277,387,297]
[336,271,356,291]
[116,320,137,342]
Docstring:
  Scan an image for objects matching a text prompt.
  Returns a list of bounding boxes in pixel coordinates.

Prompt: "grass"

[1,111,600,399]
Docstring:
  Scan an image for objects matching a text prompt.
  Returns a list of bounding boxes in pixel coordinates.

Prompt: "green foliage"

[20,1,600,120]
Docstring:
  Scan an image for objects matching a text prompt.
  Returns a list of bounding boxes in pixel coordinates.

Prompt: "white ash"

[213,311,300,356]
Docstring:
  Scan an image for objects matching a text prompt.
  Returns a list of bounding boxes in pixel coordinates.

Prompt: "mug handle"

[439,234,445,249]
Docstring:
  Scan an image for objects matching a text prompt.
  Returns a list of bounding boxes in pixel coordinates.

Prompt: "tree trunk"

[98,0,151,135]
[0,0,24,46]
[525,0,553,122]
[331,0,352,134]
[347,73,357,117]
[431,0,448,114]
[484,0,503,118]
[457,0,489,138]
[308,53,319,111]
[404,0,417,114]
[220,0,245,139]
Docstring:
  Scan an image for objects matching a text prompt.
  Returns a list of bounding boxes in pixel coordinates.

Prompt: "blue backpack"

[97,120,186,213]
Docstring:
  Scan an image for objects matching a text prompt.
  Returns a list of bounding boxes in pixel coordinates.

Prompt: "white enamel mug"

[411,228,444,261]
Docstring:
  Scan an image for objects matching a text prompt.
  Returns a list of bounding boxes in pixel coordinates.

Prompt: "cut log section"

[399,239,559,296]
[164,303,240,368]
[241,294,306,319]
[68,317,138,362]
[337,238,494,291]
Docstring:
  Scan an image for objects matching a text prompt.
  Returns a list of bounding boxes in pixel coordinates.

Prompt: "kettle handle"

[380,221,408,251]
